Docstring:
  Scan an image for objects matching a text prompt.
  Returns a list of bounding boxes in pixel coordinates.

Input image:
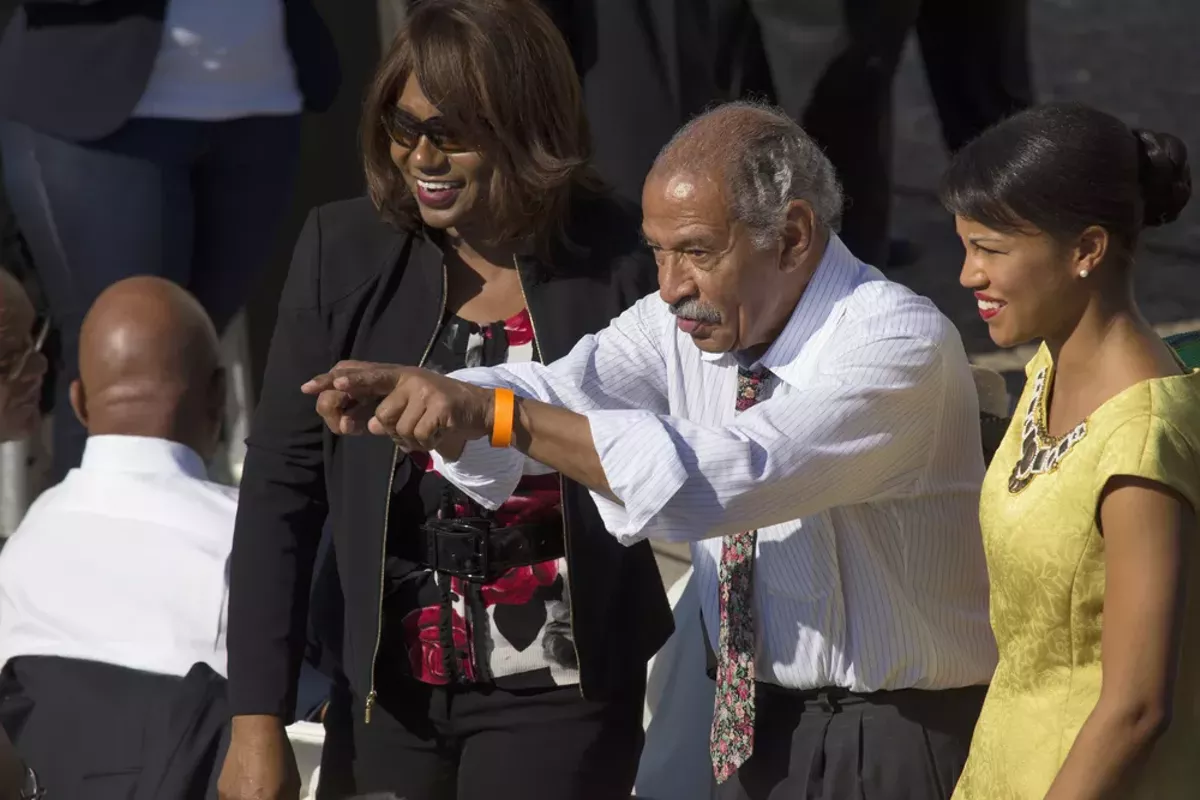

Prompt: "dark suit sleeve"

[536,0,594,74]
[227,210,330,719]
[283,0,341,113]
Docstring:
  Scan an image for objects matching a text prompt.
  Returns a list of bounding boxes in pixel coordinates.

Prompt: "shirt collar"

[699,234,864,385]
[79,435,208,481]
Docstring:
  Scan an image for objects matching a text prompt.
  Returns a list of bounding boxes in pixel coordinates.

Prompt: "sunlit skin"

[955,216,1100,350]
[390,74,492,237]
[389,74,526,323]
[69,276,225,462]
[641,169,823,357]
[954,214,1185,442]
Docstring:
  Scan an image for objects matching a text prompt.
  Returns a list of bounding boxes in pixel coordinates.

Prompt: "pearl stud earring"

[1079,269,1090,278]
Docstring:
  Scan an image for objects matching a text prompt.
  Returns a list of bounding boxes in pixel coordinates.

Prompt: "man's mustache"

[669,297,722,324]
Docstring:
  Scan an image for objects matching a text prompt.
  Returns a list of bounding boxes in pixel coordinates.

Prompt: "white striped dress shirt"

[435,235,997,691]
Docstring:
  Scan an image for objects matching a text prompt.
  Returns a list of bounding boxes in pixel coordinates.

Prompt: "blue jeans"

[0,115,301,479]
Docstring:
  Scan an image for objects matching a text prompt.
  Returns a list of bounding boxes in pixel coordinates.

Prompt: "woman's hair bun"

[1132,128,1192,227]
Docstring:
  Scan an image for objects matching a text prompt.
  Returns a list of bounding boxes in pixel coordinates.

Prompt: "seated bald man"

[306,102,997,800]
[0,276,231,799]
[0,267,47,443]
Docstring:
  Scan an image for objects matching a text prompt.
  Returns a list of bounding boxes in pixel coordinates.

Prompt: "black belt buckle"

[421,516,493,581]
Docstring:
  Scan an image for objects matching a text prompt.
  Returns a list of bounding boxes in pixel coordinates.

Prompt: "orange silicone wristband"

[490,388,515,448]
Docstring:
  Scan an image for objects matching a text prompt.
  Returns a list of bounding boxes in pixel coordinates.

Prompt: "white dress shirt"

[133,0,303,120]
[436,235,997,691]
[0,435,236,678]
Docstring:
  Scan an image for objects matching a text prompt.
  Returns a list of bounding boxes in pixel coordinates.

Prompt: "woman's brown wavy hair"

[361,0,601,249]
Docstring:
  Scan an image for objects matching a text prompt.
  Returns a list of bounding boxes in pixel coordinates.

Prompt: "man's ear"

[69,379,87,428]
[780,199,817,274]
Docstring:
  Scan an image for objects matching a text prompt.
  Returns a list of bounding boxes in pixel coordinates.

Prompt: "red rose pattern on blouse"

[401,605,476,684]
[476,561,559,607]
[503,309,535,347]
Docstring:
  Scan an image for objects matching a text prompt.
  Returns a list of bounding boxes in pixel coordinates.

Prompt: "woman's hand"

[217,715,301,800]
[303,361,493,454]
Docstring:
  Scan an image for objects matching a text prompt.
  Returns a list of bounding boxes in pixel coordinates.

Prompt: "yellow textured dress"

[953,344,1200,799]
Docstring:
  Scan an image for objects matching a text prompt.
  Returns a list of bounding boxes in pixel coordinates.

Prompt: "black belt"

[757,683,989,717]
[416,516,564,582]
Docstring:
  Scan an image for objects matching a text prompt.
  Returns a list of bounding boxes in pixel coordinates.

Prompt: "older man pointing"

[305,102,995,799]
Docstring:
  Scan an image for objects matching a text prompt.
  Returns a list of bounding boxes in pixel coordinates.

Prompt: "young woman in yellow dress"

[943,102,1199,800]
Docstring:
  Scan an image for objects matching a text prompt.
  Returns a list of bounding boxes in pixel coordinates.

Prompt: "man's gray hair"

[654,102,844,249]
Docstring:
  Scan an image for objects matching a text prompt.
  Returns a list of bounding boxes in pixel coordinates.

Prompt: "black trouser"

[318,672,646,800]
[718,683,986,800]
[792,0,1033,265]
[0,114,301,480]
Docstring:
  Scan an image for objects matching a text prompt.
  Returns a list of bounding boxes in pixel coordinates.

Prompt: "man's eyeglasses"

[381,106,473,154]
[4,315,49,382]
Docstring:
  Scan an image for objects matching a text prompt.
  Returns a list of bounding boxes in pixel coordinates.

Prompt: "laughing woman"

[945,102,1200,800]
[217,2,670,799]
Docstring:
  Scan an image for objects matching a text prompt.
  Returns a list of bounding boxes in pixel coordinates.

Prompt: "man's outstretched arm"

[302,295,670,507]
[313,327,947,544]
[480,332,945,543]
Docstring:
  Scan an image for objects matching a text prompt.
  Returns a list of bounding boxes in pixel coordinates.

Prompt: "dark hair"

[361,0,599,247]
[940,102,1192,263]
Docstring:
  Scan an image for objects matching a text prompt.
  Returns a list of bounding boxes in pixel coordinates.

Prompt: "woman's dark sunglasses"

[381,107,472,154]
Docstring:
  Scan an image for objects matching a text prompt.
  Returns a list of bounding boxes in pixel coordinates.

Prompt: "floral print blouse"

[381,309,577,690]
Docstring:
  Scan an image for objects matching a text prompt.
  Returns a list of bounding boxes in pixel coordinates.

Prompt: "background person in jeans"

[0,0,338,481]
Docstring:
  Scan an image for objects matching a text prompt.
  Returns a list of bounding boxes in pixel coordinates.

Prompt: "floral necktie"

[711,365,770,782]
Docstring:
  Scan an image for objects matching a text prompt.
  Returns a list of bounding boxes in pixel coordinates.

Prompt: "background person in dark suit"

[0,0,339,482]
[770,0,1033,267]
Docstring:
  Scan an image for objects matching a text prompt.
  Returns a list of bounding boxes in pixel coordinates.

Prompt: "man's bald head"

[72,277,223,461]
[649,102,843,248]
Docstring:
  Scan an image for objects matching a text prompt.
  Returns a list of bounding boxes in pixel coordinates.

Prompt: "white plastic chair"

[287,720,326,800]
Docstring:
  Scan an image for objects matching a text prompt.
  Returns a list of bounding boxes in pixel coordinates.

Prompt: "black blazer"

[0,0,339,141]
[0,657,228,800]
[227,193,675,720]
